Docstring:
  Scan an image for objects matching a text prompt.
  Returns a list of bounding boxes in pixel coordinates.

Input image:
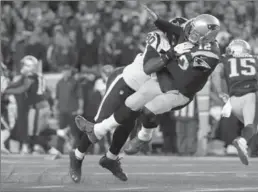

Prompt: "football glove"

[174,42,194,56]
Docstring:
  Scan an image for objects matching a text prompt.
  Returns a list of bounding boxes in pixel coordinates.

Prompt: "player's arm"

[211,63,228,102]
[143,32,176,74]
[4,77,33,95]
[143,46,176,74]
[143,4,182,36]
[154,19,182,36]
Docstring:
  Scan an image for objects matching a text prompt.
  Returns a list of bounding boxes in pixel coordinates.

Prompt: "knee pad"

[141,107,158,128]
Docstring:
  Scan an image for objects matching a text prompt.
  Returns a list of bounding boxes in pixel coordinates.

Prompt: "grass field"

[1,154,258,192]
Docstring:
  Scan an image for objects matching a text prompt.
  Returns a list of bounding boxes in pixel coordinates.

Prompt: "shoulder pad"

[146,31,171,53]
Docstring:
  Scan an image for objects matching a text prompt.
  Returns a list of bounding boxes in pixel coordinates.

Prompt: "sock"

[242,124,256,142]
[109,123,135,155]
[77,134,92,154]
[141,107,159,128]
[94,114,120,140]
[106,150,118,160]
[138,127,154,141]
[75,148,85,160]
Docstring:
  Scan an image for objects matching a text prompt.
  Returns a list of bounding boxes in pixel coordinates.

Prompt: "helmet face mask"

[184,14,220,45]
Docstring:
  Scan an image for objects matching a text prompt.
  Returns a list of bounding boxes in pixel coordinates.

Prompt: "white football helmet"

[184,14,220,44]
[20,55,39,75]
[226,39,252,56]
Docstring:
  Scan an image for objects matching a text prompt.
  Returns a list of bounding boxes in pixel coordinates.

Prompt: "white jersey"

[123,31,171,91]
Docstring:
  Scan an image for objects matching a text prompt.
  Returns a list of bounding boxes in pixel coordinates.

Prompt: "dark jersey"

[26,74,46,106]
[5,74,46,107]
[167,41,220,98]
[155,19,220,98]
[222,54,258,96]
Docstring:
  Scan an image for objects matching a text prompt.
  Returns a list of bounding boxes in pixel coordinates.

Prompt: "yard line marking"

[24,185,64,189]
[191,187,258,192]
[1,161,193,167]
[94,171,258,176]
[109,187,149,191]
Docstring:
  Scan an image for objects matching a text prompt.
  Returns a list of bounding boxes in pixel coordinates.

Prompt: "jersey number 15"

[228,58,256,78]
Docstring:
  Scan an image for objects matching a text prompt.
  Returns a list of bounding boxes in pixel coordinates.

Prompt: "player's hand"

[141,4,158,21]
[174,42,194,56]
[219,93,229,103]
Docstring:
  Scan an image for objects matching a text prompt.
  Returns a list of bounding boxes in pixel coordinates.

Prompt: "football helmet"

[184,14,220,44]
[169,17,188,26]
[226,39,252,56]
[20,55,39,75]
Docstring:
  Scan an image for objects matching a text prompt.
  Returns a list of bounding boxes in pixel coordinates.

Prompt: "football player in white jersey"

[69,21,192,182]
[69,9,221,183]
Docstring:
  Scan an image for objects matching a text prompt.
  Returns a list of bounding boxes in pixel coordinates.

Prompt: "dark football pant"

[94,73,135,123]
[27,101,52,151]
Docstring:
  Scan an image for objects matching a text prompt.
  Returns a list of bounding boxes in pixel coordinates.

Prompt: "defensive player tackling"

[69,6,221,183]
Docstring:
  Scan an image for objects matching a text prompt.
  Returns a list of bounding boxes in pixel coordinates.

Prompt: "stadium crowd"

[1,1,258,157]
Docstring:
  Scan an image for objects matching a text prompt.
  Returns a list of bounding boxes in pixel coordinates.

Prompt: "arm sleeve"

[154,18,182,36]
[211,63,225,94]
[5,78,33,94]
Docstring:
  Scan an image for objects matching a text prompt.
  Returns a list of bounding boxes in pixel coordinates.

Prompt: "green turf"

[1,155,258,192]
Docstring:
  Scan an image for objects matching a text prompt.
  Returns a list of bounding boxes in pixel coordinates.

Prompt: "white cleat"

[233,137,249,165]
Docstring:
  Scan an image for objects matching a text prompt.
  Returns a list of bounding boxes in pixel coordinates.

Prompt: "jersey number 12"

[228,58,256,78]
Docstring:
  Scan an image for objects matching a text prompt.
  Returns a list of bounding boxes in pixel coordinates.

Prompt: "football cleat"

[124,136,151,155]
[99,155,128,181]
[69,150,83,183]
[75,115,98,143]
[233,137,249,165]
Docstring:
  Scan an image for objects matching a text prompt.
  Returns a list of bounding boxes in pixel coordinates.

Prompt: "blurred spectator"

[55,65,83,153]
[99,31,121,67]
[24,29,48,71]
[47,26,77,71]
[168,1,182,18]
[77,25,100,69]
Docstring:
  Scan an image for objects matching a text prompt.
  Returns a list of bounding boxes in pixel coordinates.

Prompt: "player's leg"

[124,108,158,155]
[125,90,190,154]
[99,121,136,181]
[76,75,136,143]
[231,93,257,165]
[85,77,162,144]
[70,75,134,183]
[27,107,38,153]
[124,78,163,111]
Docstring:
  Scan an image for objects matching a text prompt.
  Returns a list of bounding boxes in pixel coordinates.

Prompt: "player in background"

[3,56,68,157]
[211,39,258,165]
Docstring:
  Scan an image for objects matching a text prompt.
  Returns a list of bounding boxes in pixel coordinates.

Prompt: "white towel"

[221,99,232,118]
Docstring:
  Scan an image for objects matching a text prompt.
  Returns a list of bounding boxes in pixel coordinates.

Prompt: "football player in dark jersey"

[211,39,258,165]
[124,7,221,155]
[69,11,221,183]
[4,56,68,156]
